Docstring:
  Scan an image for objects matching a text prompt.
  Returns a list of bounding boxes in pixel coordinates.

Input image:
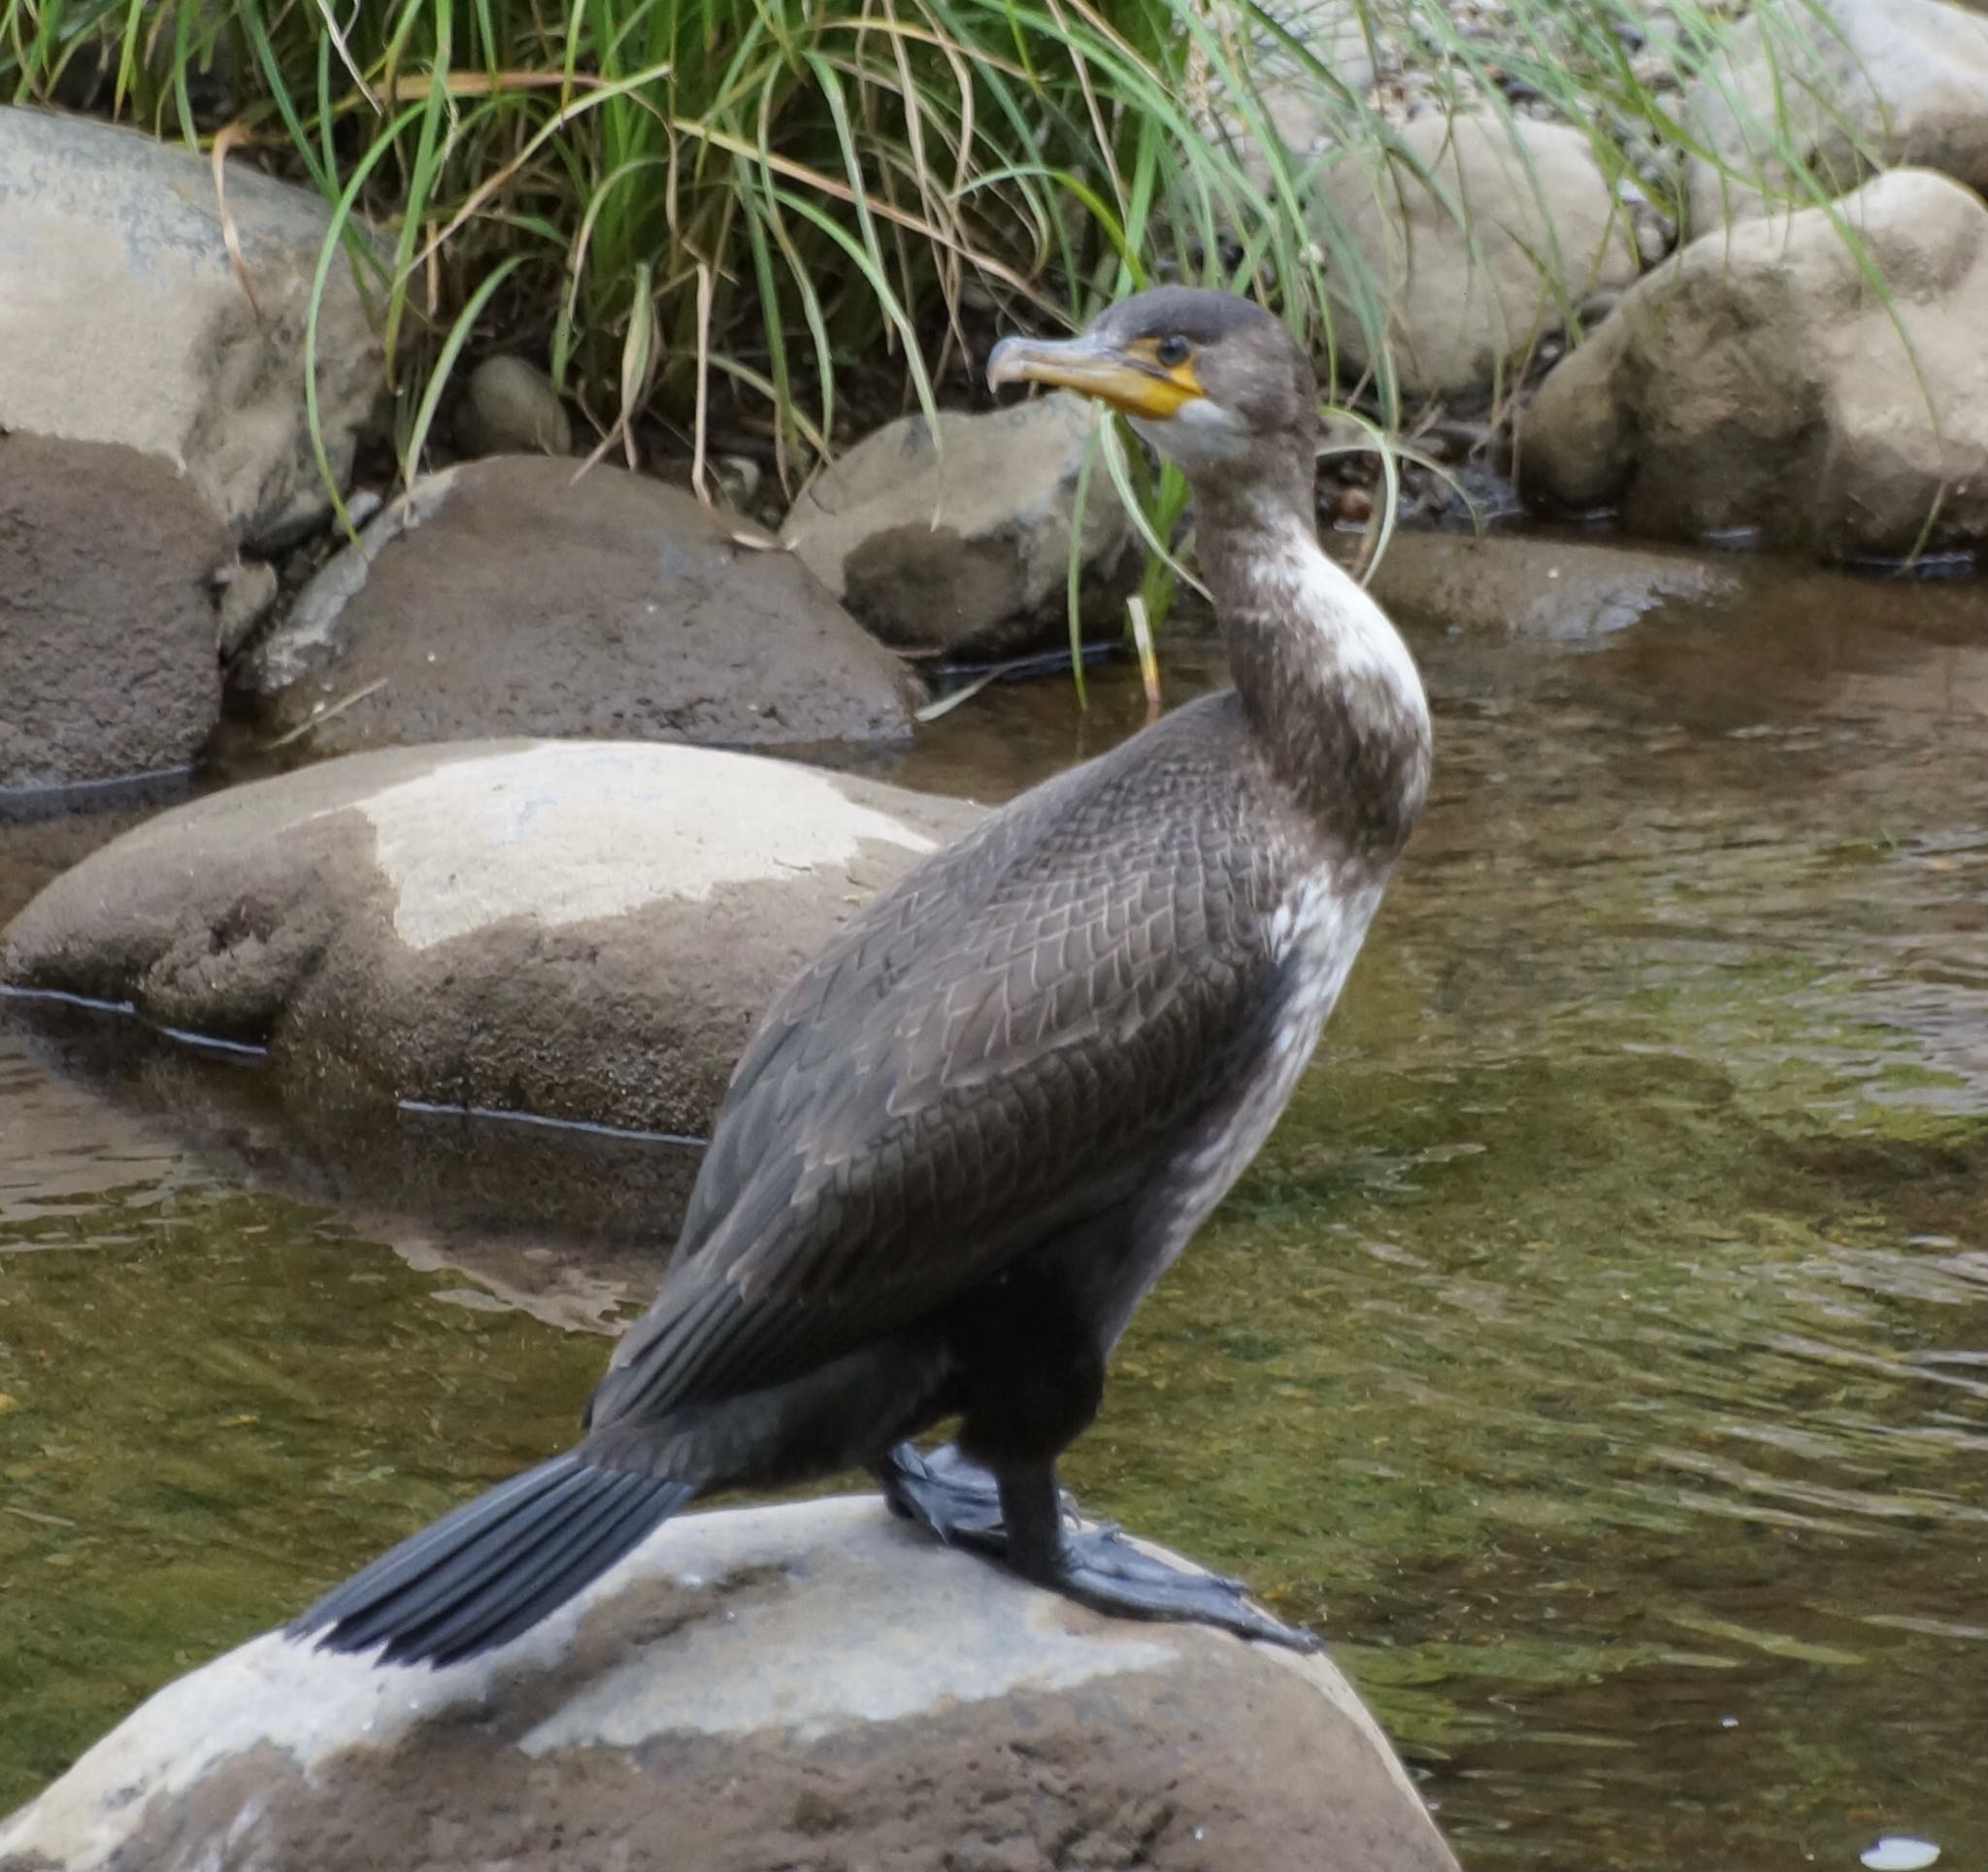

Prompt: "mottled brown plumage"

[295,288,1432,1665]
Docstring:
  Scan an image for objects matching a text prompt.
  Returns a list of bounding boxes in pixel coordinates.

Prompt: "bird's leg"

[876,1444,1319,1652]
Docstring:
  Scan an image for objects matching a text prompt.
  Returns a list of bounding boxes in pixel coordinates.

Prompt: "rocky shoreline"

[7,0,1986,798]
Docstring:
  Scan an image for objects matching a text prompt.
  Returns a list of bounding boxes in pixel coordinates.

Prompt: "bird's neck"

[1194,473,1431,861]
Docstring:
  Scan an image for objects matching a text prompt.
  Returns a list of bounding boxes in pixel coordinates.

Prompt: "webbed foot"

[1037,1521,1321,1652]
[872,1442,1318,1652]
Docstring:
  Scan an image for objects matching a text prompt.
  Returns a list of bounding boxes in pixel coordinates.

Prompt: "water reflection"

[0,549,1983,1868]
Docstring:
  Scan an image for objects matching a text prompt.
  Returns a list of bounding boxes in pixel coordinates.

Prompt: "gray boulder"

[0,435,229,790]
[1684,0,1988,233]
[243,456,921,752]
[1306,114,1639,398]
[0,740,981,1137]
[0,106,382,551]
[0,1496,1459,1872]
[1518,168,1988,557]
[780,393,1136,658]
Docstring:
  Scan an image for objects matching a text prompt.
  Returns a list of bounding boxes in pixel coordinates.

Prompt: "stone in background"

[0,107,383,552]
[244,456,920,752]
[1306,114,1640,399]
[1519,168,1988,559]
[1683,0,1988,233]
[781,392,1136,658]
[0,436,229,790]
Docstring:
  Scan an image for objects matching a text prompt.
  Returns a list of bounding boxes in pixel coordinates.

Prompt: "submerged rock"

[1684,0,1988,233]
[0,740,980,1137]
[1518,169,1988,558]
[1360,530,1740,637]
[242,456,921,752]
[780,392,1136,658]
[0,106,382,552]
[0,1496,1459,1872]
[0,436,229,791]
[1306,114,1639,398]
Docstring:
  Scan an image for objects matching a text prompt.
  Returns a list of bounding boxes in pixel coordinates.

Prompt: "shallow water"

[3,551,1985,1867]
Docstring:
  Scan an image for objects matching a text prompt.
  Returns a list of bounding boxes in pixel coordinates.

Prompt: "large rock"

[0,740,981,1136]
[1518,169,1988,557]
[244,456,921,751]
[1306,114,1640,398]
[781,393,1136,658]
[0,106,381,551]
[0,436,229,790]
[1684,0,1988,233]
[0,1496,1459,1872]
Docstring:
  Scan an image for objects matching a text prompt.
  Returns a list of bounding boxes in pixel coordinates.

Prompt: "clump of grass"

[0,0,1355,486]
[3,1,1896,561]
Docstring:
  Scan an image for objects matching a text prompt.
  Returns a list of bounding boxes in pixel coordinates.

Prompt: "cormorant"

[292,286,1432,1665]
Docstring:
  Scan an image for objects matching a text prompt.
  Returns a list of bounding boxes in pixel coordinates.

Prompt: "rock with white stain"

[0,1496,1459,1872]
[243,455,918,751]
[780,392,1137,658]
[0,740,981,1135]
[1518,168,1988,557]
[1305,114,1640,399]
[1683,0,1988,234]
[0,106,382,552]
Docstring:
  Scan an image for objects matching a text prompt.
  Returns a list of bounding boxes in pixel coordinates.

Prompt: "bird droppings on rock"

[0,1498,1459,1872]
[0,740,982,1138]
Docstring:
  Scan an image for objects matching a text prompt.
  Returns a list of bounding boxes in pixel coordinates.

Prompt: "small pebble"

[1335,486,1375,524]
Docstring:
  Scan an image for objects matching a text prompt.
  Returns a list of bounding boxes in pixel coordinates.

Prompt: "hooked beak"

[985,329,1203,421]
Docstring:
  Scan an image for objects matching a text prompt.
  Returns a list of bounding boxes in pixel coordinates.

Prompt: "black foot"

[1043,1521,1321,1652]
[872,1442,1318,1653]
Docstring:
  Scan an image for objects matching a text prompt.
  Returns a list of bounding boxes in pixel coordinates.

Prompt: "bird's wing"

[590,698,1300,1426]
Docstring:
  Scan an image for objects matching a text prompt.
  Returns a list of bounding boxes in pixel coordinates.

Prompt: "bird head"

[986,286,1317,481]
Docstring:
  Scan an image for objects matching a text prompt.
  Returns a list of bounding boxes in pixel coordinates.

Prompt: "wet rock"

[1359,530,1740,636]
[0,436,228,792]
[1518,169,1988,558]
[780,393,1136,658]
[1307,114,1640,398]
[0,107,382,552]
[0,1496,1459,1872]
[1684,0,1988,233]
[243,456,920,752]
[0,739,980,1137]
[453,355,572,457]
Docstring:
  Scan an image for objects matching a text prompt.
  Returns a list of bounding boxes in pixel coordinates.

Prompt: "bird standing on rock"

[293,286,1433,1666]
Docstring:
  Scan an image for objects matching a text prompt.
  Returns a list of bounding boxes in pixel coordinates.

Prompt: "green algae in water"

[0,1182,603,1811]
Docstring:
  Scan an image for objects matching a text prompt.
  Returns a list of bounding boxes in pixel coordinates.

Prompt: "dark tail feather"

[290,1453,697,1668]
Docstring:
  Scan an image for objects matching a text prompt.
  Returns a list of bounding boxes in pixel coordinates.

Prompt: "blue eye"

[1156,335,1190,367]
